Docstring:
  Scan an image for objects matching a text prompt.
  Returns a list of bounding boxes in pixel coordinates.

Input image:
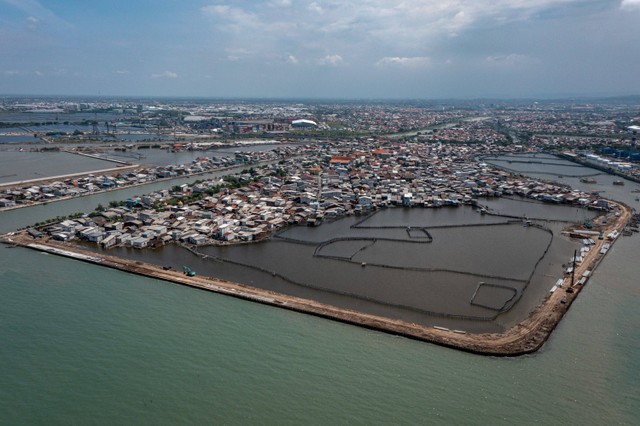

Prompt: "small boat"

[613,180,624,186]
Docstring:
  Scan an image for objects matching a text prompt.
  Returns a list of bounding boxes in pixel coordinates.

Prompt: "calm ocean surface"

[1,155,639,424]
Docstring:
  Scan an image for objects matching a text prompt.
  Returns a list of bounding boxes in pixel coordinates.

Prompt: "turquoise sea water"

[2,154,640,424]
[1,238,639,425]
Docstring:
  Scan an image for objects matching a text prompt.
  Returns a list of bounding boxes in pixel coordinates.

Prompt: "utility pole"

[571,249,577,287]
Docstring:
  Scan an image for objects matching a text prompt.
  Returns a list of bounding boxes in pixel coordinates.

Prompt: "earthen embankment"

[1,201,631,356]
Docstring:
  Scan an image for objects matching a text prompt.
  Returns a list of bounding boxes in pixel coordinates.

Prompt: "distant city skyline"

[1,0,640,99]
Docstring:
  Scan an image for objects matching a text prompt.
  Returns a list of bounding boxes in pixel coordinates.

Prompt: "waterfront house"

[132,237,149,249]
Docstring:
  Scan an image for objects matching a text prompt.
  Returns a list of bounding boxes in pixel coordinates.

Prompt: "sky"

[1,0,640,99]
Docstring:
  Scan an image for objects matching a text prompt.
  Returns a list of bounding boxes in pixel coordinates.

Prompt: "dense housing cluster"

[31,137,610,249]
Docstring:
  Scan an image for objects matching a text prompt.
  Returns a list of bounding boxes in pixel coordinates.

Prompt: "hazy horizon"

[2,1,640,99]
[2,93,640,104]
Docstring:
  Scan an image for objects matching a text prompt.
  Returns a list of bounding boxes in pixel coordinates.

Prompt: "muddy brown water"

[98,200,583,333]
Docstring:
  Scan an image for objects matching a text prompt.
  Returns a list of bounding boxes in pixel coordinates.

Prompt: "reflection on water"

[0,151,117,184]
[0,144,282,183]
[483,154,598,178]
[485,154,640,206]
[106,144,281,167]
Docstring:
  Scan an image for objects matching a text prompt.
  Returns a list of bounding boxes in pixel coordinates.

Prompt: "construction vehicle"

[182,266,196,277]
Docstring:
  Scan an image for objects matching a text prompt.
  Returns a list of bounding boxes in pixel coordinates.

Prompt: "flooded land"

[96,199,593,334]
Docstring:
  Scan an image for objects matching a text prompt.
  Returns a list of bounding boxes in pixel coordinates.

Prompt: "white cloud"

[358,1,596,48]
[3,69,79,77]
[201,4,260,30]
[447,10,474,37]
[199,1,600,64]
[376,56,431,68]
[2,0,636,98]
[621,0,640,9]
[308,2,323,14]
[3,0,72,29]
[202,5,229,14]
[225,47,256,62]
[151,71,178,79]
[485,53,537,66]
[318,54,343,66]
[26,16,39,30]
[270,0,292,6]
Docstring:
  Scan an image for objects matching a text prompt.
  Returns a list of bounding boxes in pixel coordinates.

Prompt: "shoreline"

[556,152,640,184]
[0,164,140,190]
[0,161,277,213]
[2,201,631,356]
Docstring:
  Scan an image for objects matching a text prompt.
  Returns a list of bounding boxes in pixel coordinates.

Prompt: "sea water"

[1,155,639,424]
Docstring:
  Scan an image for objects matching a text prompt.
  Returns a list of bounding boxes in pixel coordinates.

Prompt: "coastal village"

[4,133,635,356]
[2,98,639,356]
[3,99,639,208]
[3,98,638,254]
[0,147,292,209]
[21,138,615,251]
[4,1,640,421]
